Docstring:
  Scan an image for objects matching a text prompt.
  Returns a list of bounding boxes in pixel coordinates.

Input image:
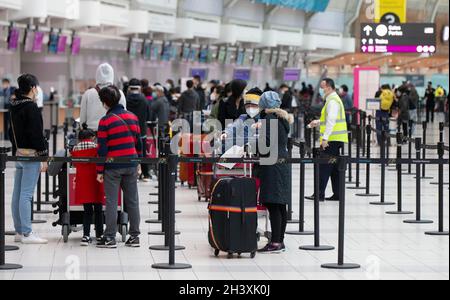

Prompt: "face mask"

[246,107,259,118]
[210,94,216,102]
[152,92,158,99]
[319,89,325,97]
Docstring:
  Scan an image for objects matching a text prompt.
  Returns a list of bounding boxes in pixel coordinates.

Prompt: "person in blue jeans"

[9,74,49,244]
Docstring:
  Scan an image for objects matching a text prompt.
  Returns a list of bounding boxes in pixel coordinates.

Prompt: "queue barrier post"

[322,157,360,270]
[287,138,298,224]
[0,147,23,270]
[346,131,353,184]
[403,120,413,175]
[299,148,335,251]
[404,138,434,224]
[286,141,314,236]
[425,142,449,236]
[386,132,413,215]
[51,125,58,195]
[370,130,395,206]
[355,125,379,197]
[149,142,184,251]
[430,123,449,186]
[33,174,52,214]
[361,111,367,157]
[347,125,365,190]
[418,122,434,180]
[152,154,192,270]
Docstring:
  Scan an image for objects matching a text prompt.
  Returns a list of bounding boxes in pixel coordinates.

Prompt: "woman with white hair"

[80,63,127,130]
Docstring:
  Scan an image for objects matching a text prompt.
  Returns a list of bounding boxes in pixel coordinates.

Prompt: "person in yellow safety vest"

[306,78,348,202]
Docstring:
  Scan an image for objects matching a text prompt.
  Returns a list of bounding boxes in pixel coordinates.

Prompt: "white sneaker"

[14,233,22,243]
[22,232,48,245]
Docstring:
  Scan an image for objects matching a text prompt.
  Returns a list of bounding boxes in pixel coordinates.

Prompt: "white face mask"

[210,94,217,102]
[246,107,259,118]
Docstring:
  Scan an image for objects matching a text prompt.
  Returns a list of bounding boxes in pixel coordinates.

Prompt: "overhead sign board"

[360,23,436,53]
[375,0,407,24]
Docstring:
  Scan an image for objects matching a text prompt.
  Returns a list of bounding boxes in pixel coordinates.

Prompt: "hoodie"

[126,92,151,137]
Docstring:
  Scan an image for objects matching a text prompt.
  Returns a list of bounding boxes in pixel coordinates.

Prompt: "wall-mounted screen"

[151,43,161,61]
[283,69,301,82]
[181,45,191,62]
[24,29,34,52]
[190,68,208,81]
[34,31,45,53]
[161,43,172,61]
[7,27,20,51]
[253,49,262,66]
[142,40,152,60]
[233,69,251,81]
[57,35,67,54]
[48,32,59,54]
[128,39,140,59]
[71,36,81,56]
[199,47,209,63]
[236,49,245,66]
[218,47,227,64]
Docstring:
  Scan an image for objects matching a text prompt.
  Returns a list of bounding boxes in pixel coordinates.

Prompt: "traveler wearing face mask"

[220,88,263,150]
[80,63,127,131]
[307,78,348,202]
[217,79,247,130]
[9,74,49,244]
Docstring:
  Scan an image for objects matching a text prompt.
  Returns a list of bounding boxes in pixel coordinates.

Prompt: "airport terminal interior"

[0,0,448,281]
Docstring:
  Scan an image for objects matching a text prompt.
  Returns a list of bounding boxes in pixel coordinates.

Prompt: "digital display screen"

[283,69,301,82]
[199,47,209,63]
[236,49,245,66]
[151,44,161,61]
[71,36,81,55]
[142,40,152,60]
[190,69,208,81]
[48,33,59,54]
[189,47,199,62]
[182,45,191,61]
[360,23,437,53]
[7,27,20,51]
[218,47,227,64]
[57,35,67,54]
[128,39,140,59]
[233,69,251,81]
[24,29,35,53]
[161,43,172,61]
[34,31,45,53]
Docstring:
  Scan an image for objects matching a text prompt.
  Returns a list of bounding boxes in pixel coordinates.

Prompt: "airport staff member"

[307,78,348,202]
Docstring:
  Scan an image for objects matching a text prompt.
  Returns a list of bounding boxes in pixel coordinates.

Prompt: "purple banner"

[283,69,301,81]
[57,35,67,54]
[8,28,20,51]
[71,36,81,55]
[361,44,436,53]
[33,32,45,53]
[233,69,251,81]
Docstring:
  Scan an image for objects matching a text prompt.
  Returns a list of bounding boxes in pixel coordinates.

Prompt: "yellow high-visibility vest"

[320,93,349,143]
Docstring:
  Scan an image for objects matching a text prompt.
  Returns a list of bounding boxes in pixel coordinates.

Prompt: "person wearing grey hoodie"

[80,63,127,130]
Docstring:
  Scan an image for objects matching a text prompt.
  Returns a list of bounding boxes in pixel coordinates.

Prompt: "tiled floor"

[0,119,448,280]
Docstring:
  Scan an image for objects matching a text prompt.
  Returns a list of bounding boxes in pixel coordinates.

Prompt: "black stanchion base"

[148,201,159,205]
[33,210,53,214]
[0,264,23,271]
[355,193,380,197]
[152,263,192,270]
[5,231,15,236]
[402,173,414,176]
[321,263,361,270]
[425,231,449,236]
[149,245,186,251]
[285,230,314,236]
[31,220,47,224]
[404,219,434,224]
[287,219,299,224]
[148,231,180,236]
[5,245,19,251]
[145,219,162,224]
[369,201,396,206]
[299,245,335,251]
[414,177,434,180]
[347,186,366,190]
[430,182,449,186]
[386,211,414,215]
[153,210,181,214]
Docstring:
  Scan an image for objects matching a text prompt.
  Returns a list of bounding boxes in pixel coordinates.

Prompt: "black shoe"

[325,195,340,201]
[125,236,140,248]
[305,195,325,202]
[258,243,284,254]
[80,236,92,247]
[96,237,117,249]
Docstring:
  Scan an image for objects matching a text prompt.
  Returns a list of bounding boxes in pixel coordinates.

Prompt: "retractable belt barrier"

[1,130,449,271]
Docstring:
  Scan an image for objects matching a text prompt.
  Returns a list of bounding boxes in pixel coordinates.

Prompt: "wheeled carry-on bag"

[208,176,258,259]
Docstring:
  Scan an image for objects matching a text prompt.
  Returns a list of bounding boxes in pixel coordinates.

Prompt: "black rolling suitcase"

[208,177,258,259]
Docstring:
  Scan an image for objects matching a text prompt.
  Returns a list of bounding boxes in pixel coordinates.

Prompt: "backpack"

[380,89,394,111]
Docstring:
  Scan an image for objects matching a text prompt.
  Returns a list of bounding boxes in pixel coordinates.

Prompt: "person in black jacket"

[126,78,151,181]
[193,75,206,110]
[9,74,48,244]
[217,79,247,130]
[257,91,293,254]
[424,82,436,123]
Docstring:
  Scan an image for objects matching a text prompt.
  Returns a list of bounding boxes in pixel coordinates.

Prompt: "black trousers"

[83,204,104,238]
[265,203,288,244]
[426,106,435,123]
[141,137,150,178]
[319,142,343,199]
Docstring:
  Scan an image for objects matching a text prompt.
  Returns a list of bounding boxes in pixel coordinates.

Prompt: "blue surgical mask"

[152,92,157,99]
